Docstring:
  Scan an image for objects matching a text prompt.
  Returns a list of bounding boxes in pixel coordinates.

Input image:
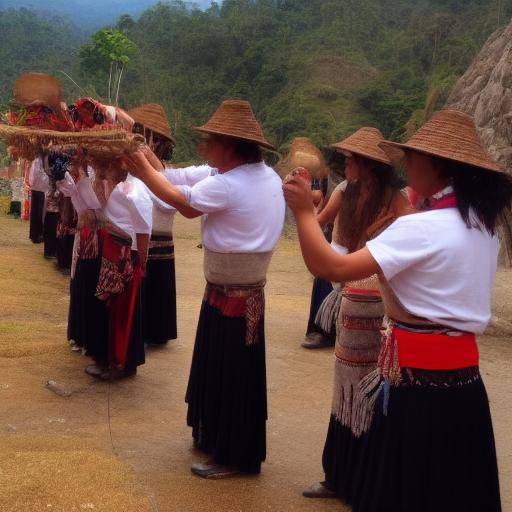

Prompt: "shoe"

[191,462,239,479]
[85,364,106,377]
[71,345,82,352]
[301,332,332,350]
[303,482,337,499]
[99,368,137,381]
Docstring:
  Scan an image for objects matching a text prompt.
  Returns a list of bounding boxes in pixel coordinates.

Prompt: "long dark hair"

[438,158,512,235]
[338,157,400,252]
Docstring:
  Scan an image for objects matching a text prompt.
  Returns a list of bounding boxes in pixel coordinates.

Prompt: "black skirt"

[306,277,335,339]
[56,234,74,270]
[72,257,109,359]
[43,211,59,258]
[142,235,177,344]
[349,368,502,512]
[186,299,267,473]
[29,191,45,243]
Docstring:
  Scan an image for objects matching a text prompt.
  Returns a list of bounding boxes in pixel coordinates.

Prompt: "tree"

[79,29,137,105]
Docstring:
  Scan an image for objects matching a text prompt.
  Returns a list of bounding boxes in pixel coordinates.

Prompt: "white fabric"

[366,208,500,333]
[164,162,285,253]
[104,174,153,250]
[76,176,101,210]
[56,172,87,214]
[29,158,49,193]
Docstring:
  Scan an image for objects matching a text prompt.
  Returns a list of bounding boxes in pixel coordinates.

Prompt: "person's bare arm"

[316,187,342,227]
[141,145,165,171]
[284,177,379,282]
[126,151,202,219]
[136,233,150,271]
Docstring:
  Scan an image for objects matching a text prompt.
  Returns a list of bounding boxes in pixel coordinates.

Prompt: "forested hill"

[1,1,511,161]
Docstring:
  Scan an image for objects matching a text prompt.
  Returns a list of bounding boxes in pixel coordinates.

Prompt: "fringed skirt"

[323,290,384,501]
[186,284,267,473]
[29,190,45,243]
[351,366,502,512]
[142,235,177,345]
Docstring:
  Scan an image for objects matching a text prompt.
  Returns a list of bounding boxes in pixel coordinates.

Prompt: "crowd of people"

[12,83,512,511]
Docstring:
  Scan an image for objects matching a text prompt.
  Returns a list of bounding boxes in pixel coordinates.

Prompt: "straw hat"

[128,103,175,144]
[331,127,392,166]
[276,137,328,179]
[379,109,505,173]
[194,99,275,150]
[13,73,62,109]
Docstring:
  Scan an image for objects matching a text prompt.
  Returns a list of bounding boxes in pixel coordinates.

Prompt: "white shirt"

[366,208,500,333]
[57,172,88,214]
[104,175,153,250]
[163,162,285,253]
[29,158,49,193]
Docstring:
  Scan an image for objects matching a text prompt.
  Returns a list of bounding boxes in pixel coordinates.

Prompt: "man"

[127,99,285,478]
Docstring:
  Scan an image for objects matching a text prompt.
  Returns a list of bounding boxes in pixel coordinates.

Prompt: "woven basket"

[379,109,505,172]
[276,137,328,179]
[0,124,143,161]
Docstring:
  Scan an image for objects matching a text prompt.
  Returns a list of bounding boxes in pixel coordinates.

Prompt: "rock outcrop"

[447,20,512,265]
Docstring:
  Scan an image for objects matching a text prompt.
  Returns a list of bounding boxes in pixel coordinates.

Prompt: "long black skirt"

[43,211,59,258]
[29,191,45,243]
[142,237,177,344]
[71,257,109,358]
[186,300,267,473]
[56,234,74,270]
[350,368,501,512]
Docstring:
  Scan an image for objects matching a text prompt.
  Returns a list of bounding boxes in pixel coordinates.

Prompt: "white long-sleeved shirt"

[163,162,285,253]
[29,158,49,193]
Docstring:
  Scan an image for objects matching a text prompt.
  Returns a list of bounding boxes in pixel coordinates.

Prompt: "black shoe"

[191,462,239,479]
[301,332,333,349]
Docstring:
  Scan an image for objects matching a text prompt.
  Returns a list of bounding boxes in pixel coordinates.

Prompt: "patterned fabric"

[95,231,133,300]
[204,282,265,346]
[148,234,174,261]
[331,289,384,438]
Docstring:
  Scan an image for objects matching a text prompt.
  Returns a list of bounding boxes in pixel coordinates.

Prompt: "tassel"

[315,289,342,333]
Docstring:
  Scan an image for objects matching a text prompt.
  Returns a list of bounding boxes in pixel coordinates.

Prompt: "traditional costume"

[28,157,48,244]
[129,104,178,345]
[305,128,413,502]
[43,179,60,258]
[349,111,503,511]
[162,100,285,475]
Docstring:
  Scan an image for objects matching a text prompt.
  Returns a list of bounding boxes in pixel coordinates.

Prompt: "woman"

[129,104,178,346]
[302,127,412,502]
[285,110,511,512]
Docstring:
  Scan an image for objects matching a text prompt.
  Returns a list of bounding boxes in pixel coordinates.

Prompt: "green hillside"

[1,0,511,160]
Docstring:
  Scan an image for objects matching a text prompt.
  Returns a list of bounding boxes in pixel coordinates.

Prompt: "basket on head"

[331,127,392,166]
[128,103,175,144]
[194,99,275,150]
[276,138,328,179]
[379,109,505,173]
[13,73,63,109]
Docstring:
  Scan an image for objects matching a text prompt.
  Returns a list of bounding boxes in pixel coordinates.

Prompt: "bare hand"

[283,176,315,215]
[123,150,151,177]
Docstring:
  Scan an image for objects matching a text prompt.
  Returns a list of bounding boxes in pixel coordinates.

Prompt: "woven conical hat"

[128,103,175,143]
[331,127,392,166]
[13,73,62,109]
[276,138,328,179]
[194,99,275,150]
[379,109,505,173]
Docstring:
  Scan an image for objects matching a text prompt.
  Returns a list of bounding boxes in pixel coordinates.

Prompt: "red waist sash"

[394,328,479,370]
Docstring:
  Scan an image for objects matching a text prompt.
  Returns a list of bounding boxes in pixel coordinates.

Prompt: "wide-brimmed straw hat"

[331,127,392,166]
[276,137,328,179]
[128,103,176,144]
[13,73,63,109]
[194,99,275,150]
[379,109,505,173]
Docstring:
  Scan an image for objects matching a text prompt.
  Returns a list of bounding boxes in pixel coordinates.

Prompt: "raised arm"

[284,177,379,282]
[316,186,343,227]
[126,151,203,219]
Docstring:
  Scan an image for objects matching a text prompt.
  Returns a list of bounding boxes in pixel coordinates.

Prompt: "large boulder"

[447,20,512,265]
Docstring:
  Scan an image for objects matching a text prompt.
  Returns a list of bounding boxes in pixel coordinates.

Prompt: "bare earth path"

[0,213,511,512]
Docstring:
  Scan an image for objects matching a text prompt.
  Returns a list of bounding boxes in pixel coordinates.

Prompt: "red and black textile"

[186,286,267,474]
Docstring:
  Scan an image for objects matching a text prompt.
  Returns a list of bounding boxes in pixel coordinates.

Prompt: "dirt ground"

[0,213,511,512]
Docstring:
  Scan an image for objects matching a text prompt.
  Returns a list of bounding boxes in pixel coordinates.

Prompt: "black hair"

[438,159,512,235]
[230,139,263,164]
